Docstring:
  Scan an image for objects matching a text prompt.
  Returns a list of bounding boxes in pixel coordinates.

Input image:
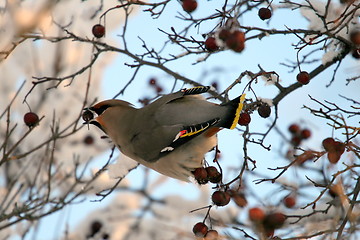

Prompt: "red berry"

[327,151,341,164]
[258,8,272,20]
[83,135,94,145]
[205,229,219,240]
[182,0,197,13]
[238,112,251,126]
[92,24,105,38]
[218,29,231,41]
[226,30,245,52]
[300,129,311,139]
[149,78,157,85]
[212,190,231,206]
[205,37,219,52]
[24,112,39,127]
[350,30,360,45]
[322,137,335,151]
[288,124,300,134]
[263,212,286,229]
[327,141,345,164]
[257,103,271,118]
[248,207,265,222]
[193,222,208,237]
[193,167,208,184]
[205,166,222,183]
[291,136,302,146]
[334,141,345,154]
[283,196,296,208]
[231,192,248,207]
[296,71,310,84]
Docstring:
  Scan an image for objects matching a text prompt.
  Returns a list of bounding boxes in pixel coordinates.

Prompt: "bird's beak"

[83,100,115,133]
[82,108,95,124]
[82,107,107,133]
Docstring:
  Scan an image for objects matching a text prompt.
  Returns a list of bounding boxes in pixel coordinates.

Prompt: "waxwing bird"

[84,86,246,181]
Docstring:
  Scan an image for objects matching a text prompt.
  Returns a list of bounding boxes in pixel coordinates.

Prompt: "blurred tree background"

[0,0,359,239]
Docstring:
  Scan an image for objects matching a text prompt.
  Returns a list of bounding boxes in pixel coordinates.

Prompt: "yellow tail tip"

[230,94,246,130]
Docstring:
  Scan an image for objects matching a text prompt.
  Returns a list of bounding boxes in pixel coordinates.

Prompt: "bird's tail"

[221,94,246,129]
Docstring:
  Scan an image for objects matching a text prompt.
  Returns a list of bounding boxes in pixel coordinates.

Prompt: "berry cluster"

[322,137,346,164]
[237,101,272,127]
[288,123,311,146]
[221,29,245,53]
[192,168,249,238]
[193,184,236,238]
[192,222,219,239]
[193,189,246,238]
[248,207,286,237]
[211,189,249,208]
[204,18,246,54]
[223,29,245,53]
[193,166,222,185]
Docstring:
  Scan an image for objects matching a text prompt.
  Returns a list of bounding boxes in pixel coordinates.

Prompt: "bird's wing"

[130,118,220,163]
[128,123,182,162]
[159,118,220,153]
[146,86,211,108]
[129,86,218,162]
